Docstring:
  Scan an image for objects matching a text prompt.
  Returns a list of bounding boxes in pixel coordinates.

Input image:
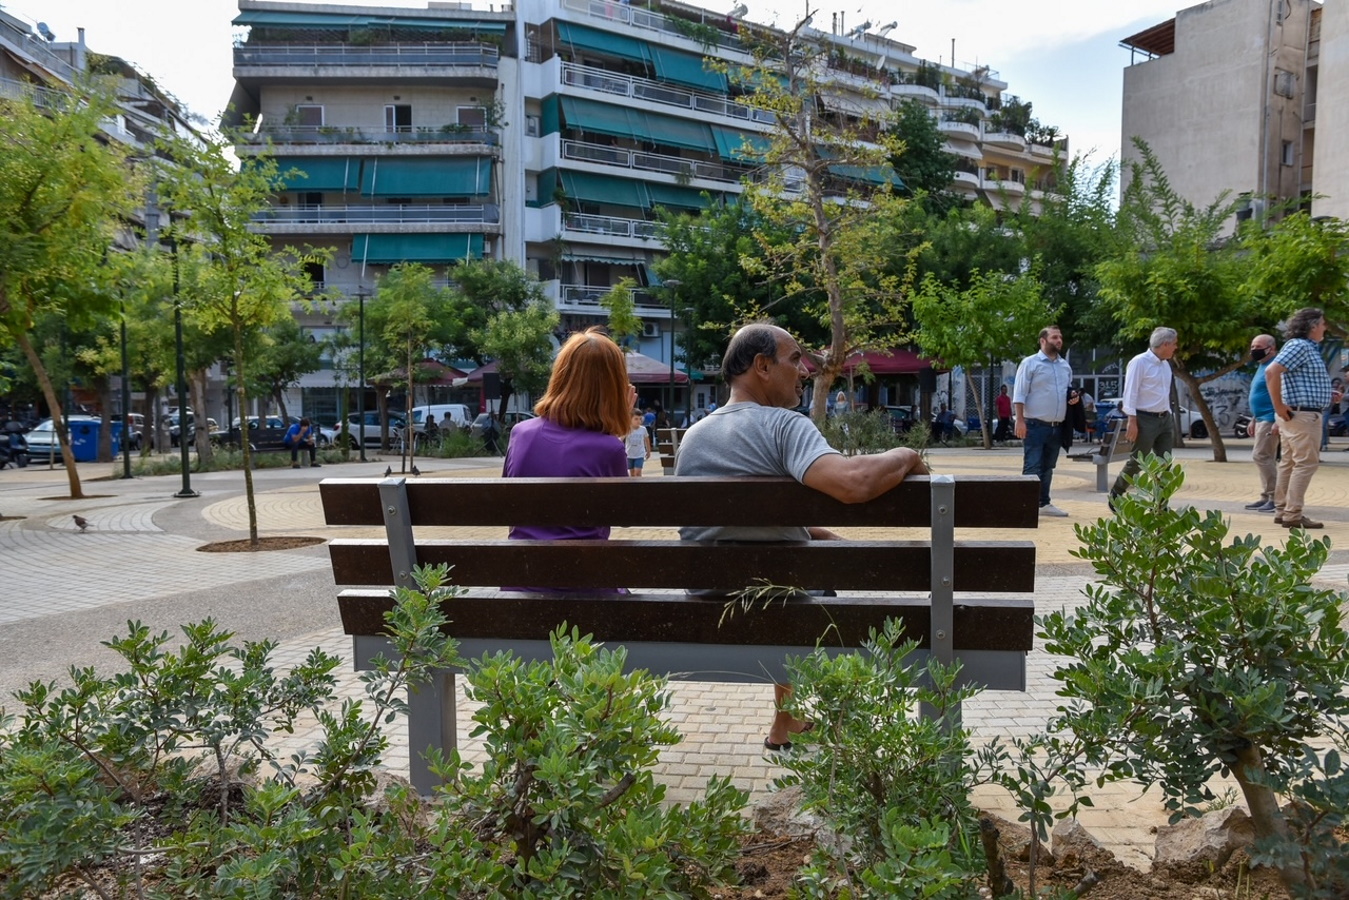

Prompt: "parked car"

[25,416,135,463]
[469,411,534,442]
[232,416,332,447]
[336,411,406,447]
[1100,398,1206,439]
[168,413,219,447]
[882,405,919,434]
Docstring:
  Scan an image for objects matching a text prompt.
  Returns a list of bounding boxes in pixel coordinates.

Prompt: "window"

[1282,140,1295,167]
[458,106,487,128]
[294,104,323,127]
[384,104,412,133]
[300,192,323,208]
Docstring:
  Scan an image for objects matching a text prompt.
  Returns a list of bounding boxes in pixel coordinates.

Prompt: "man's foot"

[1254,500,1276,513]
[1244,498,1270,510]
[310,462,321,468]
[1039,503,1068,517]
[1282,516,1323,529]
[291,463,301,469]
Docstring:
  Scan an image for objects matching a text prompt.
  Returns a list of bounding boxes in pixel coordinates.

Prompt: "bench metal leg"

[922,476,961,728]
[406,669,456,795]
[1095,460,1110,493]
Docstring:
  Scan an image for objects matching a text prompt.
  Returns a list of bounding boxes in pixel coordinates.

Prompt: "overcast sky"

[13,0,1189,178]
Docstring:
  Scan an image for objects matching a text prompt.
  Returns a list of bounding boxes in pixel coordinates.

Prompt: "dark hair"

[1284,307,1325,340]
[722,323,782,381]
[299,417,310,426]
[1038,325,1061,342]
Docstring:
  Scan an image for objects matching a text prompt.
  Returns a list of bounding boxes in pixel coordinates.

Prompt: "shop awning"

[559,171,649,209]
[711,125,771,162]
[360,157,491,196]
[555,21,651,63]
[647,45,727,92]
[354,233,485,264]
[272,157,360,192]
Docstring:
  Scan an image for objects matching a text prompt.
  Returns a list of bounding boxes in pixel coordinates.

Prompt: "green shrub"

[817,409,907,457]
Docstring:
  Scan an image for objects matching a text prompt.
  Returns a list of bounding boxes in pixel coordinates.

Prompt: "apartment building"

[1121,0,1349,225]
[226,0,1065,419]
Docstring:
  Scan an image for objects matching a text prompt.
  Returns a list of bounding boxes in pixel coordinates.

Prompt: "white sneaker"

[1039,503,1069,517]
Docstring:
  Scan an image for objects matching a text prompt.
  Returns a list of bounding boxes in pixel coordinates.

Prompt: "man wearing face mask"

[1243,334,1278,513]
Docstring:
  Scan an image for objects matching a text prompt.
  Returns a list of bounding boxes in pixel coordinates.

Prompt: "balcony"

[239,124,497,148]
[560,0,748,56]
[561,61,776,126]
[252,204,501,228]
[561,283,666,309]
[563,212,663,241]
[951,170,979,189]
[562,138,747,185]
[938,118,980,141]
[983,130,1027,152]
[233,42,499,69]
[982,175,1025,195]
[888,82,940,105]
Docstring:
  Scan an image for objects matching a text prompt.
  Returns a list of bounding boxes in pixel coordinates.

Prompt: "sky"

[13,0,1191,178]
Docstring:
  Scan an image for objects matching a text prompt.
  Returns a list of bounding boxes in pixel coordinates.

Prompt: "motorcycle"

[1232,413,1252,439]
[0,422,29,469]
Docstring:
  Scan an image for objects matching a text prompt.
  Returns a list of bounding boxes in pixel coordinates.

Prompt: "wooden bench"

[1068,418,1134,492]
[655,426,687,471]
[319,474,1040,793]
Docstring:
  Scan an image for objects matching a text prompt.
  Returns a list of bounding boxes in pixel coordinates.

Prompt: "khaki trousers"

[1274,411,1320,520]
[1251,420,1278,503]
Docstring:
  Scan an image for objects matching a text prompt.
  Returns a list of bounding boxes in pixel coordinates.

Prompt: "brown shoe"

[1282,516,1323,529]
[1273,514,1285,525]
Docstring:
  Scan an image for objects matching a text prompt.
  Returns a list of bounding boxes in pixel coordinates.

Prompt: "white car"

[1099,398,1206,439]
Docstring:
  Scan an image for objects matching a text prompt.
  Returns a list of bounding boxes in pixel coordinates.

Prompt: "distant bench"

[1068,418,1133,492]
[319,474,1040,793]
[655,427,687,471]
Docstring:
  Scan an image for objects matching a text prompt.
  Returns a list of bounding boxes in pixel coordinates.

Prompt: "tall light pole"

[170,236,197,499]
[663,279,682,418]
[356,285,368,461]
[120,298,133,479]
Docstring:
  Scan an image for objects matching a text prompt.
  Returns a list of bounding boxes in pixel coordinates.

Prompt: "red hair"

[534,328,631,438]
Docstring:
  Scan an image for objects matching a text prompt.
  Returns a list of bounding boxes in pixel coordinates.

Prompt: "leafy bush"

[817,409,908,457]
[771,619,989,898]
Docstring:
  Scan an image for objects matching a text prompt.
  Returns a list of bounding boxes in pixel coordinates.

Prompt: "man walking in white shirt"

[1109,327,1178,507]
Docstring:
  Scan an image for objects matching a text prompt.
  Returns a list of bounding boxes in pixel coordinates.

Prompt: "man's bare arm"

[801,448,928,505]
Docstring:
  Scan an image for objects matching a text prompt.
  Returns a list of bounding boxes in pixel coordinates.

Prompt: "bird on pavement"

[383,465,392,477]
[72,515,90,532]
[410,464,421,476]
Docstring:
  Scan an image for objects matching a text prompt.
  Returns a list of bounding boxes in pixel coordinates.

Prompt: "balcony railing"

[563,212,663,240]
[253,204,500,225]
[561,0,748,55]
[563,138,747,184]
[233,42,499,68]
[562,61,776,126]
[239,124,497,146]
[562,283,665,308]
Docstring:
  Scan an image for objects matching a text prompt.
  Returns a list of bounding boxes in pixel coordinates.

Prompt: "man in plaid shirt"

[1264,307,1335,529]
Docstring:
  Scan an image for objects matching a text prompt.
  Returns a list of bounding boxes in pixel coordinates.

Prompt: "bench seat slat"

[328,539,1037,593]
[337,589,1034,651]
[319,476,1040,529]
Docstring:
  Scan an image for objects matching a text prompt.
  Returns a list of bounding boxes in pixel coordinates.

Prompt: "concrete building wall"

[1313,2,1349,218]
[1121,0,1312,216]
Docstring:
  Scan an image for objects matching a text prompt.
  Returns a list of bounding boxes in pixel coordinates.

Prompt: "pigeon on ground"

[384,465,392,477]
[72,515,90,532]
[410,464,421,476]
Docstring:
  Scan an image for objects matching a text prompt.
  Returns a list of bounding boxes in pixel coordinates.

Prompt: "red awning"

[804,348,942,375]
[464,351,688,385]
[371,358,467,387]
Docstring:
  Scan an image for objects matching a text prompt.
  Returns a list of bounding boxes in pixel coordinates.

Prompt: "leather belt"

[1288,406,1323,413]
[1136,409,1170,417]
[1026,418,1061,427]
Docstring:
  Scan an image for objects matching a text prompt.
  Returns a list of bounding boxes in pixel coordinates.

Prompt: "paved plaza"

[3,439,1348,870]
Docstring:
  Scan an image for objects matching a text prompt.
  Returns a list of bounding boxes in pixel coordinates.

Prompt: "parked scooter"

[0,422,29,469]
[1232,413,1253,439]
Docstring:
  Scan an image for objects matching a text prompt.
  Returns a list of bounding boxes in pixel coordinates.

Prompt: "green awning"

[360,158,492,196]
[648,45,727,93]
[354,233,484,264]
[559,96,642,139]
[559,171,648,209]
[233,11,507,31]
[711,126,771,162]
[641,110,716,152]
[829,164,904,187]
[272,157,360,192]
[555,22,651,63]
[645,182,716,209]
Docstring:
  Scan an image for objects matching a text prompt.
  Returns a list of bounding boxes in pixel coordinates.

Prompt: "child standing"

[625,410,652,476]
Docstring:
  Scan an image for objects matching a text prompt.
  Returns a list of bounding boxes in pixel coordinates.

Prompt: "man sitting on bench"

[675,322,928,751]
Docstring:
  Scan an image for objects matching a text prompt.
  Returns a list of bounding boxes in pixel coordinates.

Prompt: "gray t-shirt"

[674,401,839,542]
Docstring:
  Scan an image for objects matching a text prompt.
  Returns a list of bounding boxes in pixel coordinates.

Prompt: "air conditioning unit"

[526,115,540,137]
[641,322,662,338]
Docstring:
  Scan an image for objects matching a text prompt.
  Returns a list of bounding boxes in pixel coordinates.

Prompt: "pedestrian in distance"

[1265,308,1334,529]
[1108,327,1179,509]
[1013,325,1077,517]
[625,409,653,477]
[1244,334,1279,513]
[284,417,319,469]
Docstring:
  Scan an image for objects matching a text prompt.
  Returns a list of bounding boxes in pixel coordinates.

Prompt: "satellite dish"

[36,21,55,41]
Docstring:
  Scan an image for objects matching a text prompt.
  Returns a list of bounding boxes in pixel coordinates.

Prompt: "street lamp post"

[120,299,133,479]
[356,285,368,462]
[663,279,682,419]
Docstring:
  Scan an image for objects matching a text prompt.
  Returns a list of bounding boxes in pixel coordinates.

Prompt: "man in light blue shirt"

[1013,325,1075,516]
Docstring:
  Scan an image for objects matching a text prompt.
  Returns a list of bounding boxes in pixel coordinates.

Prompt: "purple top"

[502,416,626,541]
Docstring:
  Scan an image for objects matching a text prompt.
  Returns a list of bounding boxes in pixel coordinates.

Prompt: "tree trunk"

[275,389,289,425]
[16,329,84,498]
[234,327,259,545]
[146,386,162,454]
[970,370,992,450]
[97,379,114,462]
[191,371,213,466]
[1230,743,1304,891]
[1174,366,1227,462]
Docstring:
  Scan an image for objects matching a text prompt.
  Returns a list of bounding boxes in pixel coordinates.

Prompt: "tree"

[1244,212,1349,335]
[732,18,915,420]
[911,270,1061,448]
[0,82,139,498]
[1095,139,1257,462]
[888,99,959,215]
[161,140,321,544]
[598,279,642,348]
[250,317,324,423]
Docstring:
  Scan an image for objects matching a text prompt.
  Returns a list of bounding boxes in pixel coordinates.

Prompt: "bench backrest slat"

[327,539,1036,592]
[319,476,1040,529]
